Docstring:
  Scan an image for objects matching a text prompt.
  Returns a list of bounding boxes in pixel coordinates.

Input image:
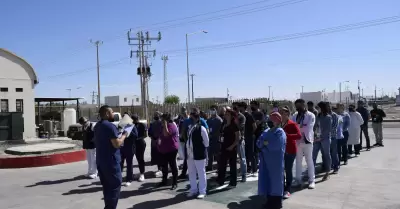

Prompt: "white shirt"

[291,111,316,143]
[186,124,209,159]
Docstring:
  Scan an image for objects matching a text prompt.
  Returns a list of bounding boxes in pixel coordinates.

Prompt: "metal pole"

[186,34,191,103]
[268,86,271,100]
[95,42,101,107]
[358,80,361,101]
[190,74,195,103]
[339,82,342,103]
[301,85,304,93]
[375,85,377,102]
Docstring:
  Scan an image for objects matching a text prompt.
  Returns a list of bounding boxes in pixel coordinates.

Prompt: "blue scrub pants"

[121,142,135,182]
[312,138,331,173]
[98,165,122,209]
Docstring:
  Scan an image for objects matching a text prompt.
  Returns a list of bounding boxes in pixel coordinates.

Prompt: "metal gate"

[0,112,24,141]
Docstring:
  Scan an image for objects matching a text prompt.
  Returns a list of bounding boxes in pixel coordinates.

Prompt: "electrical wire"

[41,16,400,79]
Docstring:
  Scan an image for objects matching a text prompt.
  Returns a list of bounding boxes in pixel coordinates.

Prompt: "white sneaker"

[88,174,98,179]
[138,174,145,182]
[125,182,132,187]
[197,194,206,199]
[252,173,258,177]
[308,181,316,189]
[187,192,197,198]
[155,171,162,178]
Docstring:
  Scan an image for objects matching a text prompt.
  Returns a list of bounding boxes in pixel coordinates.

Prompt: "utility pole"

[227,88,230,101]
[357,80,361,101]
[90,91,97,104]
[268,86,271,101]
[90,40,103,107]
[128,30,161,122]
[301,85,304,94]
[374,85,377,102]
[161,55,169,101]
[190,74,195,103]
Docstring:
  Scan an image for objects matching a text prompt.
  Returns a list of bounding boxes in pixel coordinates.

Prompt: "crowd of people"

[79,99,387,209]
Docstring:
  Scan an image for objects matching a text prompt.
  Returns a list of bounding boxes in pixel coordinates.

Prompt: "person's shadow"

[127,193,188,209]
[62,186,103,195]
[227,195,264,209]
[119,182,169,199]
[25,175,86,187]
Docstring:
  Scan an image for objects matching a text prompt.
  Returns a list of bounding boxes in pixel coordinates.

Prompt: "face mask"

[154,116,160,120]
[233,107,238,112]
[108,118,115,122]
[210,110,216,115]
[349,108,354,112]
[267,120,274,128]
[250,107,257,111]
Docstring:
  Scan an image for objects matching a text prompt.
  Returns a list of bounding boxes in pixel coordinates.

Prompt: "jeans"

[218,150,237,186]
[237,140,247,178]
[161,150,178,185]
[358,124,370,149]
[135,139,146,174]
[284,153,296,193]
[313,138,331,173]
[330,138,339,170]
[245,135,257,173]
[337,131,349,162]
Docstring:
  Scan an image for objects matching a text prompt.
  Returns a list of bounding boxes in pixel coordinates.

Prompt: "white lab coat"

[348,111,364,145]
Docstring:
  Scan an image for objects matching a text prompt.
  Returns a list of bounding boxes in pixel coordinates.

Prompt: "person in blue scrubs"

[178,111,209,179]
[94,105,128,209]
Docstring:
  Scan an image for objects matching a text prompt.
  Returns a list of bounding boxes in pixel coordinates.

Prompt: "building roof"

[0,48,39,84]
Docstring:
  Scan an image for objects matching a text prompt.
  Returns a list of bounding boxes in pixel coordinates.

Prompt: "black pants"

[359,124,370,149]
[284,153,296,193]
[266,195,283,209]
[217,150,237,186]
[337,131,349,162]
[120,142,134,182]
[206,143,220,171]
[161,150,178,185]
[245,136,257,173]
[135,139,146,174]
[348,144,360,155]
[181,158,188,175]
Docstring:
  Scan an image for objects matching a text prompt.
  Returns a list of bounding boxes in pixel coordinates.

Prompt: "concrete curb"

[0,149,86,169]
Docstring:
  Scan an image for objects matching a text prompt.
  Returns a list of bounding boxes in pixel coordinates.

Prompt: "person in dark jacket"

[206,106,223,172]
[370,103,386,147]
[79,117,98,179]
[148,111,163,178]
[356,100,371,151]
[120,121,138,187]
[186,107,210,199]
[132,114,148,182]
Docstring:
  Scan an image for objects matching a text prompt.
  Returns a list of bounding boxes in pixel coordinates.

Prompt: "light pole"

[186,30,208,103]
[268,86,271,100]
[339,80,349,103]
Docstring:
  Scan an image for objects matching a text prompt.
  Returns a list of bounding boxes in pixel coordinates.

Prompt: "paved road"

[1,127,400,209]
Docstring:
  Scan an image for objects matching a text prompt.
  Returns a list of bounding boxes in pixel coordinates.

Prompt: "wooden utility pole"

[90,40,103,107]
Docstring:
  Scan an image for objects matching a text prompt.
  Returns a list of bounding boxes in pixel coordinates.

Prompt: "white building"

[104,95,141,106]
[300,91,324,105]
[0,48,38,138]
[325,91,357,104]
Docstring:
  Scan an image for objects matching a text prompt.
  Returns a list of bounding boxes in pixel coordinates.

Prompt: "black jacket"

[187,123,207,160]
[82,123,95,149]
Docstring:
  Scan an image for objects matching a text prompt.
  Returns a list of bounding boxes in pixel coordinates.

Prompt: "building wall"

[326,91,357,104]
[300,92,323,105]
[0,51,36,138]
[104,95,141,106]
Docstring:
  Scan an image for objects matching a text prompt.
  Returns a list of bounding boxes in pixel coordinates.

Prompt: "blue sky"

[1,0,400,102]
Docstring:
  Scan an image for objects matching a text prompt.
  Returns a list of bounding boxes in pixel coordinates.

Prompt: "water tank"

[43,120,54,134]
[63,108,77,136]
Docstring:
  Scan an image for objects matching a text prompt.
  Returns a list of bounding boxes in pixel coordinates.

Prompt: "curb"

[0,149,86,169]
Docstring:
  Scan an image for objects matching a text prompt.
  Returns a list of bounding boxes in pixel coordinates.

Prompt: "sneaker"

[373,143,379,147]
[138,174,145,182]
[88,174,98,179]
[283,191,291,199]
[333,169,339,174]
[322,173,330,181]
[170,184,178,190]
[343,161,348,165]
[379,143,384,147]
[125,181,132,187]
[197,194,206,199]
[187,192,197,198]
[154,171,162,178]
[308,181,315,189]
[252,173,258,177]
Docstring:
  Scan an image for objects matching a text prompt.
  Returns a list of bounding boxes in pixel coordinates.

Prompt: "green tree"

[164,95,180,104]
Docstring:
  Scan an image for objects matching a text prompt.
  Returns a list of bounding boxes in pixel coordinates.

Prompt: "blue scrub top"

[94,120,121,167]
[183,117,209,130]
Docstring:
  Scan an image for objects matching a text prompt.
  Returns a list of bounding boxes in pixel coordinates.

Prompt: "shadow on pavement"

[25,175,87,187]
[78,181,102,188]
[227,195,264,209]
[119,182,169,199]
[128,193,188,209]
[62,186,103,195]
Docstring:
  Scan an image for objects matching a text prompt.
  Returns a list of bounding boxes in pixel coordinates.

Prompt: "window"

[0,99,9,112]
[16,88,23,92]
[136,98,139,102]
[16,99,24,112]
[124,97,127,102]
[0,88,8,92]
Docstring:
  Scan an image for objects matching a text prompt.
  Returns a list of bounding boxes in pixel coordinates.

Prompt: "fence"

[35,98,294,122]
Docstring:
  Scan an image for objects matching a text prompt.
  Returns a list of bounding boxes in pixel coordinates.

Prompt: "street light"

[339,81,349,103]
[186,30,208,103]
[66,86,83,98]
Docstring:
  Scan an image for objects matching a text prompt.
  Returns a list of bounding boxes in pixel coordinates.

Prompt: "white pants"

[187,158,207,195]
[295,142,315,183]
[178,142,185,160]
[86,149,97,175]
